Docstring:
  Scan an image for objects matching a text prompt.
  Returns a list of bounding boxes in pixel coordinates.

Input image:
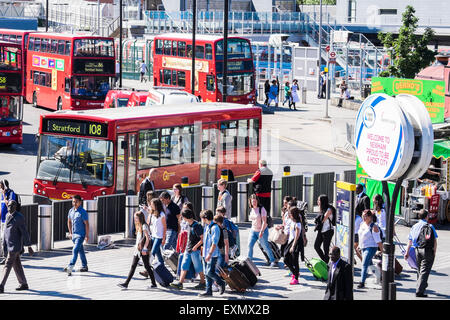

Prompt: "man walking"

[160,191,181,251]
[0,180,18,264]
[65,195,89,276]
[140,60,148,83]
[324,246,353,300]
[199,209,225,297]
[0,200,33,293]
[216,179,232,219]
[139,168,157,206]
[248,159,273,217]
[266,80,279,107]
[404,209,438,297]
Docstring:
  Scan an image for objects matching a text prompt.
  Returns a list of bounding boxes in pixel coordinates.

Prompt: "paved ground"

[1,216,449,300]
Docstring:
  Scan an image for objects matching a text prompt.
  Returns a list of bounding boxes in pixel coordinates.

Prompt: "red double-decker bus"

[0,41,24,146]
[33,103,260,201]
[0,29,34,97]
[25,33,115,111]
[153,33,256,104]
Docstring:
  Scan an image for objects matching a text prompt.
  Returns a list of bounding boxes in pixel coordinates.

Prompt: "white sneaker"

[66,265,73,276]
[212,283,219,292]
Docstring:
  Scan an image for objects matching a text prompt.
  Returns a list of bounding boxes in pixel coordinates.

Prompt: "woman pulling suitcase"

[283,207,304,285]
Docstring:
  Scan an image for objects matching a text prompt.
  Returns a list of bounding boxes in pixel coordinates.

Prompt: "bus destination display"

[0,73,22,93]
[43,119,108,138]
[73,59,115,74]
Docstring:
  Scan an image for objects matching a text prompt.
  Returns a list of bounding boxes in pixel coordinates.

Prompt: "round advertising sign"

[355,94,414,181]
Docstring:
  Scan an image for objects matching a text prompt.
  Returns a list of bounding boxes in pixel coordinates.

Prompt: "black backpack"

[417,223,435,250]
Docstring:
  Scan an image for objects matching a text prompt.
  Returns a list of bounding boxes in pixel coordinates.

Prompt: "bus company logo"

[162,171,176,181]
[32,56,40,67]
[393,79,423,95]
[61,192,72,199]
[55,60,64,71]
[41,57,48,67]
[48,59,55,69]
[363,106,376,128]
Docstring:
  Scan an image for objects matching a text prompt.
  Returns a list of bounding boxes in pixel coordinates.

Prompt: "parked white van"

[145,87,199,106]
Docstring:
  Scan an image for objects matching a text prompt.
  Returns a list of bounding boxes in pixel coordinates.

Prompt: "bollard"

[125,195,139,239]
[202,186,213,212]
[84,200,98,244]
[334,172,343,208]
[220,169,228,181]
[283,166,291,176]
[271,180,282,218]
[303,172,314,211]
[38,205,52,251]
[237,182,248,223]
[302,87,307,104]
[181,176,189,188]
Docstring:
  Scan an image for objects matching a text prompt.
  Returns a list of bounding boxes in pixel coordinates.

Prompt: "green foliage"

[297,0,336,5]
[378,5,435,79]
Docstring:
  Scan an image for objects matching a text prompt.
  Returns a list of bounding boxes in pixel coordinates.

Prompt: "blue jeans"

[361,247,377,284]
[247,228,275,263]
[216,253,227,273]
[163,229,178,251]
[181,250,203,274]
[151,237,164,264]
[203,256,224,294]
[69,236,87,267]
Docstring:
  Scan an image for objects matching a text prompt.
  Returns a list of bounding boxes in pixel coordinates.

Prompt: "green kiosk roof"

[433,139,450,159]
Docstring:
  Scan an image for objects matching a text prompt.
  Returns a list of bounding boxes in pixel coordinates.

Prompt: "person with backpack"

[247,194,278,268]
[283,207,304,285]
[198,210,225,297]
[213,214,229,269]
[170,209,206,290]
[216,179,232,219]
[215,206,239,258]
[0,180,18,263]
[404,209,438,297]
[356,210,383,289]
[117,211,157,289]
[314,194,335,264]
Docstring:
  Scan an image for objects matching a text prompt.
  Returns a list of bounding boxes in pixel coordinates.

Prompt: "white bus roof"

[52,103,259,121]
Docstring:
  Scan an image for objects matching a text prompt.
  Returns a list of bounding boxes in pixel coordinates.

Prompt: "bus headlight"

[76,101,80,106]
[101,191,106,195]
[34,184,38,189]
[12,129,18,135]
[42,190,46,195]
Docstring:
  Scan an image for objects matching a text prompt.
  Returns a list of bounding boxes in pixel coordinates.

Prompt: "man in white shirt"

[140,60,148,83]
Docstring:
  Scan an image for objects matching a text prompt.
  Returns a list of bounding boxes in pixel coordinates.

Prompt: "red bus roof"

[0,29,35,35]
[154,33,250,43]
[29,33,114,41]
[42,103,260,131]
[0,41,22,48]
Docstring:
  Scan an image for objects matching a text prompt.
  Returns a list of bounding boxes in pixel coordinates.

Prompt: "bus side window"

[138,129,160,169]
[163,40,171,55]
[155,39,163,55]
[205,44,212,60]
[34,38,41,52]
[28,37,35,51]
[65,78,70,93]
[178,41,186,57]
[249,118,259,147]
[51,40,58,54]
[163,69,172,85]
[206,75,214,92]
[238,119,249,148]
[172,70,177,86]
[195,45,204,59]
[159,70,163,85]
[65,41,71,55]
[177,71,186,88]
[186,45,192,58]
[172,41,177,56]
[57,40,65,54]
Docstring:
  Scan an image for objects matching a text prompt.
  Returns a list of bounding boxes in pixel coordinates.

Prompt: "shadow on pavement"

[6,289,90,300]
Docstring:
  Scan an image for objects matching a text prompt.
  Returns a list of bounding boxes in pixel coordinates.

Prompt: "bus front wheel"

[32,92,38,108]
[57,97,63,111]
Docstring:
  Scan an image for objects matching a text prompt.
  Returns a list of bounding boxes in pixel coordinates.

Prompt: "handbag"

[269,227,288,245]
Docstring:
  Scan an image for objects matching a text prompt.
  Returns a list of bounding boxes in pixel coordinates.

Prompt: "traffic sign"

[329,51,336,58]
[326,45,330,52]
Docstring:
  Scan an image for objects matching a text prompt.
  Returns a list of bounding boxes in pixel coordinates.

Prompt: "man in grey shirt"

[217,179,232,219]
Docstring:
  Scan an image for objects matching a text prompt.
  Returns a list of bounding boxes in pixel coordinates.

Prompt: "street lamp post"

[46,0,49,32]
[222,0,229,102]
[119,0,123,88]
[317,0,322,98]
[191,0,197,95]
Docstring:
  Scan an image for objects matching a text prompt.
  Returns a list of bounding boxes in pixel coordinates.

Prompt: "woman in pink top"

[247,195,278,268]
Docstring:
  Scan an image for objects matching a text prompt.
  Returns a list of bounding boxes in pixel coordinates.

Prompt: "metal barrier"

[343,170,356,184]
[281,174,304,201]
[84,200,98,244]
[183,185,204,221]
[313,172,335,203]
[201,186,213,220]
[237,182,248,223]
[271,180,282,218]
[213,181,238,218]
[21,204,38,245]
[52,200,73,242]
[303,173,314,210]
[38,205,52,251]
[97,194,126,235]
[125,195,138,239]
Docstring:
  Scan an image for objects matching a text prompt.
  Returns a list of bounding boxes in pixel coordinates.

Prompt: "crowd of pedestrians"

[0,172,440,300]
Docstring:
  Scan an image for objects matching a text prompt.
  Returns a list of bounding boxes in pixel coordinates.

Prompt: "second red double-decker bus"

[25,33,115,111]
[153,33,256,104]
[33,103,260,201]
[0,41,24,146]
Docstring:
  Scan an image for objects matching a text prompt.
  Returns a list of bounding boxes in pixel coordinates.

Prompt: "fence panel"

[97,194,126,235]
[21,204,38,245]
[183,185,204,221]
[313,172,335,203]
[343,170,356,184]
[52,200,73,242]
[213,181,238,218]
[281,175,304,201]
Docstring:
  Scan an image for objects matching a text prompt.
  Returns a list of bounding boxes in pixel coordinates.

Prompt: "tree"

[297,0,336,5]
[378,5,435,79]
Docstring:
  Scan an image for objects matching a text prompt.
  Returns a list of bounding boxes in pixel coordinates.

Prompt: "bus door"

[204,73,216,102]
[200,123,218,185]
[116,133,137,194]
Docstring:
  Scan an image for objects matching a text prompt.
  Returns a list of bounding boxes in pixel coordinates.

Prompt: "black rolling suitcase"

[258,241,281,263]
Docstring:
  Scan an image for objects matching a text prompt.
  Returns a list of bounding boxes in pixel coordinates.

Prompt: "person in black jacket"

[139,168,157,206]
[160,191,181,251]
[0,200,34,293]
[264,80,270,105]
[324,246,353,300]
[355,184,370,217]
